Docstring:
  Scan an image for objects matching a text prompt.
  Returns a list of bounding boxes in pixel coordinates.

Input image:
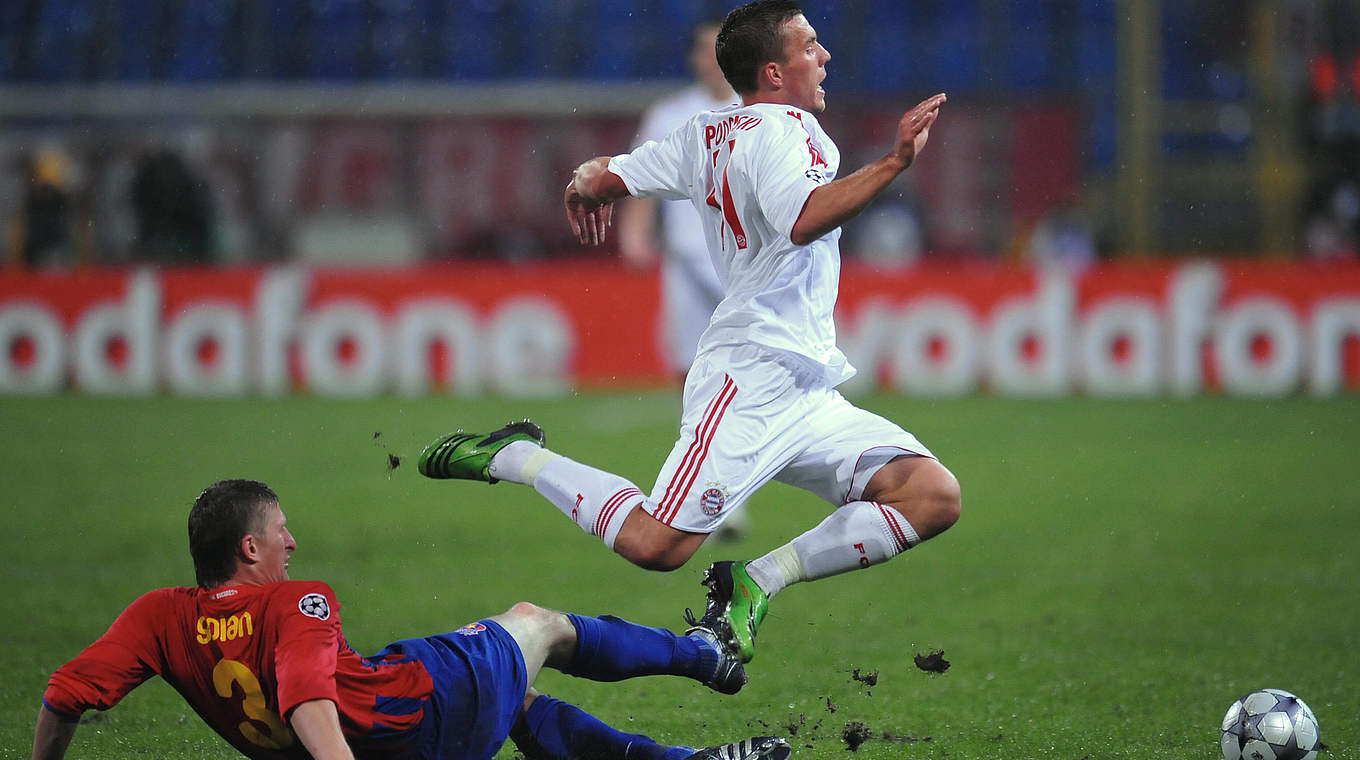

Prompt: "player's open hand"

[891,93,946,169]
[565,181,613,246]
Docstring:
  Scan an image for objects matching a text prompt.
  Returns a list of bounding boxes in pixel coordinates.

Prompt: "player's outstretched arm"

[564,156,631,246]
[32,706,79,760]
[291,699,357,760]
[789,93,946,246]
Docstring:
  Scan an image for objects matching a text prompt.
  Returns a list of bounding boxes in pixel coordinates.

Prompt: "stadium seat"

[932,16,980,93]
[309,0,365,81]
[32,0,98,82]
[368,0,422,80]
[434,0,499,80]
[171,0,239,82]
[1077,0,1118,169]
[265,2,307,79]
[0,1,27,81]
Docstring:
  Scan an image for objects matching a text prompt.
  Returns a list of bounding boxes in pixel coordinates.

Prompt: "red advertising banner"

[3,259,1359,397]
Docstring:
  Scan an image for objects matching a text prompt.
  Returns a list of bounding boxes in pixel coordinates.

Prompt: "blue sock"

[517,695,694,760]
[563,614,718,683]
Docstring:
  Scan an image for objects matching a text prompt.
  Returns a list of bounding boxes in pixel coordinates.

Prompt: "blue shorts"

[373,619,528,760]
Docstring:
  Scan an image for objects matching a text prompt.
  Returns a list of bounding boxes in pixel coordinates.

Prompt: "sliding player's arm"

[290,699,356,760]
[789,93,945,245]
[31,707,79,760]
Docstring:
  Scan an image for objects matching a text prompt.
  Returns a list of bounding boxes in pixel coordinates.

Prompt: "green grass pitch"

[2,393,1357,759]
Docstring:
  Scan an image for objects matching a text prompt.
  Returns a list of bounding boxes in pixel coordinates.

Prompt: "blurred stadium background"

[2,1,1360,400]
[4,0,1358,265]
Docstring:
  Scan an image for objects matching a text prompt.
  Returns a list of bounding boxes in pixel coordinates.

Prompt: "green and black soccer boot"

[685,560,768,664]
[417,420,545,483]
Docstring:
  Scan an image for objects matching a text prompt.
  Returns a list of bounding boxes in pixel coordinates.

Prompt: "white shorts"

[644,343,935,533]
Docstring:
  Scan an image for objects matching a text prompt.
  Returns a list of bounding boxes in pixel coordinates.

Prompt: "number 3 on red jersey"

[213,658,296,750]
[705,139,748,251]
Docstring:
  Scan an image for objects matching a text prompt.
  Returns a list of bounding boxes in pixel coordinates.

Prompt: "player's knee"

[502,601,565,636]
[921,464,962,536]
[501,602,576,653]
[505,601,545,620]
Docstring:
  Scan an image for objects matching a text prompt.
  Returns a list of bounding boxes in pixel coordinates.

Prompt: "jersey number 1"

[213,658,296,750]
[705,139,748,250]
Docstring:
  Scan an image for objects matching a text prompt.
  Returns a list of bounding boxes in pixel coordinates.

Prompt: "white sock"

[529,455,646,549]
[487,440,557,485]
[746,501,920,598]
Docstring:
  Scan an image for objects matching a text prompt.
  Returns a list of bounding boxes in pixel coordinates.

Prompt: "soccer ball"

[1221,688,1320,760]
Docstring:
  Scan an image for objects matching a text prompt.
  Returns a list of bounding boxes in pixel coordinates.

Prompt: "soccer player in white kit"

[420,0,960,670]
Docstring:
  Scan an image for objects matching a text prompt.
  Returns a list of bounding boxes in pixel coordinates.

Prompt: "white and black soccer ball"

[1221,688,1320,760]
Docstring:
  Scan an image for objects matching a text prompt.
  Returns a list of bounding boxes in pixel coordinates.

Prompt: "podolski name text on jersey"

[704,114,762,149]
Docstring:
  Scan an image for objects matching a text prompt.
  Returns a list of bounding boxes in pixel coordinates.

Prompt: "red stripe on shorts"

[595,487,643,539]
[657,376,738,525]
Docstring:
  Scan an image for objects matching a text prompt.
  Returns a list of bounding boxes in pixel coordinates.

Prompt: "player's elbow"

[789,217,834,246]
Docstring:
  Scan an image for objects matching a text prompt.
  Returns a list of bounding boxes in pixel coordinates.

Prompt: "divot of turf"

[850,668,878,686]
[913,649,950,673]
[841,721,874,752]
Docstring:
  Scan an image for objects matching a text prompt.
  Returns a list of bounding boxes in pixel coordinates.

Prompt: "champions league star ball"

[1221,689,1320,760]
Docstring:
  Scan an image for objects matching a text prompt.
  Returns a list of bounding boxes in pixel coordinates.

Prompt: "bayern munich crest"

[700,485,728,516]
[456,622,487,636]
[298,593,330,620]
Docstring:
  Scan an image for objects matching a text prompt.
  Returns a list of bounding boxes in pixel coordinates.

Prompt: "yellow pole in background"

[1117,0,1159,257]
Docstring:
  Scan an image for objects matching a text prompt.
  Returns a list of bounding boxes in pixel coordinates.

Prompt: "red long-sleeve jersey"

[44,581,434,759]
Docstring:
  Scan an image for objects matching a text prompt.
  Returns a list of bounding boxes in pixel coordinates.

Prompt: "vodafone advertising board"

[2,260,1359,397]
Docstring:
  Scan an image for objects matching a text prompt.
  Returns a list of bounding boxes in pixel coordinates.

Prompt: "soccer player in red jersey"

[32,479,789,760]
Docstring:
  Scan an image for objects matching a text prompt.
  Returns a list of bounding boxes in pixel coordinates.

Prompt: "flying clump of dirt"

[372,432,402,476]
[913,649,950,673]
[841,721,874,752]
[850,668,878,686]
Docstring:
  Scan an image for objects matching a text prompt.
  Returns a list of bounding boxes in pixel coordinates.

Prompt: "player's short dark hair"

[188,479,277,589]
[716,0,804,94]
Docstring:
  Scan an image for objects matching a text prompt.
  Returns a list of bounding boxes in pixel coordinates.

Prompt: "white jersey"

[610,102,854,386]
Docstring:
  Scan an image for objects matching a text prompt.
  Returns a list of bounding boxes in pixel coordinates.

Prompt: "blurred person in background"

[130,147,216,265]
[423,0,960,670]
[618,19,736,378]
[617,18,747,541]
[1301,0,1360,258]
[6,147,82,269]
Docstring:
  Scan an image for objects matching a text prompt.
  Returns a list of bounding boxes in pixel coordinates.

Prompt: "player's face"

[778,15,831,113]
[253,502,296,583]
